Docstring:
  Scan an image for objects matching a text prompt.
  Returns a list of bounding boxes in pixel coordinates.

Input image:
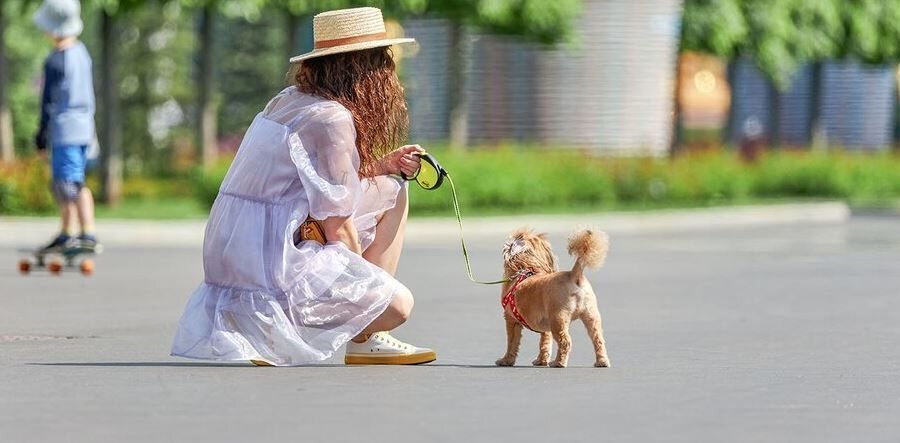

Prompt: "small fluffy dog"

[496,228,610,368]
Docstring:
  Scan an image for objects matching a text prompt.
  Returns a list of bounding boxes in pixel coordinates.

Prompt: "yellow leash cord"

[444,174,510,285]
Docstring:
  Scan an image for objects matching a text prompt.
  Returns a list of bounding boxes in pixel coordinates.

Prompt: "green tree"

[85,0,147,204]
[681,0,843,148]
[841,0,900,64]
[179,0,267,169]
[115,2,195,175]
[0,2,12,162]
[745,0,842,147]
[217,9,284,137]
[0,0,46,161]
[3,1,68,159]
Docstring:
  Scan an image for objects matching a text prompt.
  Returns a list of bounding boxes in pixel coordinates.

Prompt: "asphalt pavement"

[1,214,898,442]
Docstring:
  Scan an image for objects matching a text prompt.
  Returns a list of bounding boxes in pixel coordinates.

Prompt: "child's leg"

[76,186,96,238]
[41,181,78,250]
[52,180,78,236]
[61,199,77,236]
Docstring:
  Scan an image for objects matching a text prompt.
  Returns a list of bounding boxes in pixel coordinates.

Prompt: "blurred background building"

[727,60,896,150]
[404,0,683,155]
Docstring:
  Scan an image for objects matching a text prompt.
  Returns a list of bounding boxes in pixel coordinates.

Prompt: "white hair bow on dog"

[503,238,527,261]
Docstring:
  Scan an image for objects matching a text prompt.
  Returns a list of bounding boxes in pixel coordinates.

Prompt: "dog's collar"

[502,269,537,332]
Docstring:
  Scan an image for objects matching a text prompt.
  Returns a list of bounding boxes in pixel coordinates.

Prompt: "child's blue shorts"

[51,144,88,202]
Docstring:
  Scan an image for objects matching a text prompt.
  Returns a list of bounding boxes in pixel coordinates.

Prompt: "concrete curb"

[0,202,850,248]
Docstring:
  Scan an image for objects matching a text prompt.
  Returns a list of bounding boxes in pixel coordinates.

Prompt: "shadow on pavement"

[27,362,505,369]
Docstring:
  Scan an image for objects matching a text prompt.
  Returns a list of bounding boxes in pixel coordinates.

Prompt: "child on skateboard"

[33,0,99,253]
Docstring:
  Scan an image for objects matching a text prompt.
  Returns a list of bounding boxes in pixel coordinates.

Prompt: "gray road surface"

[1,216,899,442]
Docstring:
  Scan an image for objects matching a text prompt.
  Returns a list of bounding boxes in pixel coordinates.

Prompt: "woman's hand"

[377,144,425,177]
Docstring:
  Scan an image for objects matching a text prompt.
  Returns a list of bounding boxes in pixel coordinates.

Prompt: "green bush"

[752,152,853,198]
[666,153,752,203]
[122,176,194,201]
[410,148,616,215]
[2,148,899,217]
[0,158,56,215]
[190,159,232,209]
[97,149,900,215]
[842,154,900,201]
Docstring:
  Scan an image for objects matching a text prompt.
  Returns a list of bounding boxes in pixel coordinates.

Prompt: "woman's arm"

[322,216,362,255]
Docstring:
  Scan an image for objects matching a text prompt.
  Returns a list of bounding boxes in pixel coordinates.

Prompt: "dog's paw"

[532,358,549,367]
[495,358,516,367]
[549,361,567,368]
[594,358,611,368]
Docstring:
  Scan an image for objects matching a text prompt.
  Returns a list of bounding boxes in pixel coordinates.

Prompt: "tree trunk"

[448,23,471,150]
[0,5,13,162]
[809,62,826,151]
[723,60,738,147]
[197,4,217,168]
[670,52,683,155]
[286,11,300,64]
[99,11,122,205]
[767,79,781,149]
[894,80,900,152]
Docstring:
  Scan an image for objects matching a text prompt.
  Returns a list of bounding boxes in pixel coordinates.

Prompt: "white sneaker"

[344,332,437,365]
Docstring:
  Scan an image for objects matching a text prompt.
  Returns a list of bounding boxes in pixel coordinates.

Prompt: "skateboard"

[17,244,102,276]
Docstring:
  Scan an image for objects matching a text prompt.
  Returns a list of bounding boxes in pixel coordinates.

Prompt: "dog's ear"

[535,235,558,272]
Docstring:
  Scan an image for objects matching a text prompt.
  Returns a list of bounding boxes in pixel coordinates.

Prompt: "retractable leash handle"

[401,153,509,285]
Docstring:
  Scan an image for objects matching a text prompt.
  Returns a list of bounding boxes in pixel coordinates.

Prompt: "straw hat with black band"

[289,7,416,64]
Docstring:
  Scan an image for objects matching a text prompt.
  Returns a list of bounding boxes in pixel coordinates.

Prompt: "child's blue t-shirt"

[36,41,96,150]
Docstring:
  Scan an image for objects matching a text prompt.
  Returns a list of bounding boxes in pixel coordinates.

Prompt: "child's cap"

[33,0,84,38]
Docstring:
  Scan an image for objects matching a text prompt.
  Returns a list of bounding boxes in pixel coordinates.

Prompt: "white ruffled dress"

[171,87,405,366]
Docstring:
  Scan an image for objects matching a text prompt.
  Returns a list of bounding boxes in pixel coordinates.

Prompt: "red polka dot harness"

[502,270,536,332]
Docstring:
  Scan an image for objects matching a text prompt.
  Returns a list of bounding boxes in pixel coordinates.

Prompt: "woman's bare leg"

[353,186,411,342]
[362,185,408,275]
[356,285,414,338]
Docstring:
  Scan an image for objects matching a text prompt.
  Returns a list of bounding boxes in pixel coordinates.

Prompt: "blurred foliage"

[175,147,900,218]
[275,0,580,44]
[424,0,581,44]
[682,0,899,89]
[841,0,900,63]
[216,9,285,139]
[681,0,748,58]
[0,157,55,214]
[2,0,581,179]
[189,155,233,208]
[3,1,47,156]
[115,2,195,176]
[4,148,900,217]
[411,149,900,213]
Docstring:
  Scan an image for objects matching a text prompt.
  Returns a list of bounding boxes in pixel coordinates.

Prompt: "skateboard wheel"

[79,259,95,276]
[18,260,31,275]
[48,260,63,275]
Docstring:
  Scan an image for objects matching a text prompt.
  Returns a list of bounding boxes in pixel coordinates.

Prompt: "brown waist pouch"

[294,216,326,245]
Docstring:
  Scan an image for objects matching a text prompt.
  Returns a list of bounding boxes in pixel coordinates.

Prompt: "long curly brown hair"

[292,47,409,177]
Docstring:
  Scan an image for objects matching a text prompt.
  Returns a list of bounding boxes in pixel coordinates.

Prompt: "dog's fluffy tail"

[567,228,609,284]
